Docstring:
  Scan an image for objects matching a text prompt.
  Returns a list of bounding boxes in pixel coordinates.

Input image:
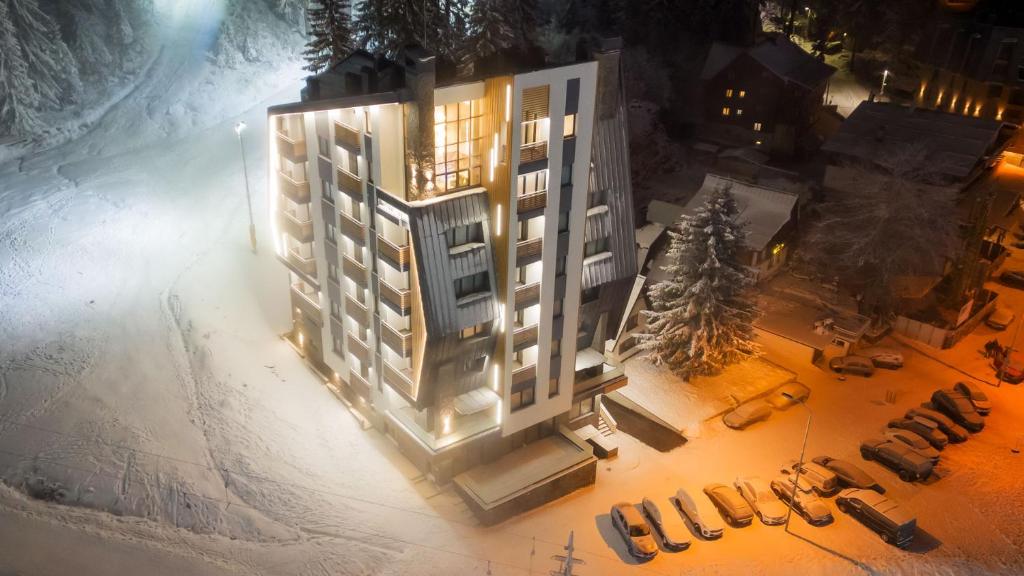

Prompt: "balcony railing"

[379,279,411,315]
[514,282,540,310]
[342,254,367,287]
[520,141,548,163]
[348,369,371,398]
[346,294,369,327]
[512,363,537,388]
[347,333,370,363]
[280,210,314,243]
[516,237,543,263]
[334,121,362,154]
[381,322,412,358]
[286,248,317,277]
[378,235,410,271]
[276,131,307,163]
[337,168,363,202]
[513,324,538,352]
[517,191,547,214]
[383,361,415,399]
[290,283,321,321]
[279,171,310,204]
[339,211,366,243]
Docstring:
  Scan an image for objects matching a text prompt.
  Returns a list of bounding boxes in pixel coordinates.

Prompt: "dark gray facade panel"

[584,209,611,243]
[557,231,570,255]
[555,274,567,299]
[566,78,580,115]
[322,200,336,231]
[581,256,616,290]
[518,158,548,175]
[318,156,333,181]
[562,137,576,162]
[589,107,637,284]
[327,281,342,316]
[449,244,489,279]
[550,356,562,379]
[560,184,573,208]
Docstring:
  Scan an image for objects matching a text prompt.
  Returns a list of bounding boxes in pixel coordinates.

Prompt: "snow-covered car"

[722,399,772,430]
[672,488,724,540]
[994,352,1024,383]
[812,455,885,493]
[765,382,810,410]
[828,355,875,377]
[836,489,916,548]
[887,417,948,449]
[610,502,658,560]
[883,429,941,461]
[987,305,1015,330]
[640,497,691,552]
[857,347,904,369]
[931,389,985,432]
[781,460,840,496]
[703,483,754,527]
[999,270,1024,289]
[953,381,991,415]
[769,476,833,526]
[860,437,934,482]
[906,406,969,442]
[733,477,787,525]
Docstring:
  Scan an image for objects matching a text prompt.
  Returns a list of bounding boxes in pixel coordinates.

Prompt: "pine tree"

[0,0,42,137]
[462,0,516,62]
[304,0,354,73]
[7,0,81,110]
[506,0,539,50]
[639,185,759,377]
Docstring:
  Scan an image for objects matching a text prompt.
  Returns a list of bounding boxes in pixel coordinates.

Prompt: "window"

[753,122,763,132]
[511,386,535,411]
[445,222,483,247]
[1019,66,1024,82]
[552,299,563,317]
[521,118,549,147]
[464,356,486,373]
[454,271,489,300]
[328,263,339,283]
[584,238,608,257]
[326,223,338,243]
[722,107,731,116]
[460,323,488,340]
[569,396,594,419]
[318,136,330,157]
[548,377,559,398]
[739,90,746,98]
[725,89,734,98]
[989,83,1005,99]
[581,287,599,304]
[560,164,573,186]
[517,169,548,197]
[550,339,561,356]
[330,299,342,320]
[557,212,569,232]
[555,256,566,276]
[736,109,743,116]
[333,336,343,354]
[563,114,576,137]
[322,178,334,203]
[433,99,484,193]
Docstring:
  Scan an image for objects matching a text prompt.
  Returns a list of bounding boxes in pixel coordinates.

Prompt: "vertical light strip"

[493,363,500,390]
[505,84,511,123]
[496,204,502,237]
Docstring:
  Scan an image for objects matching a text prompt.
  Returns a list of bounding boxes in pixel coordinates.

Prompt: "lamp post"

[783,391,812,534]
[235,121,257,253]
[880,69,891,98]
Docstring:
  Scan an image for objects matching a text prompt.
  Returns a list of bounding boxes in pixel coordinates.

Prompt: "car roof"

[843,489,914,523]
[613,503,646,525]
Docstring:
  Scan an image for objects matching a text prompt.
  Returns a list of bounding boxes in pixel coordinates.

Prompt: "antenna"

[550,530,585,576]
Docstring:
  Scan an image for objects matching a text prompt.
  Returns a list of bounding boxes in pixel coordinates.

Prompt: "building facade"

[267,43,636,486]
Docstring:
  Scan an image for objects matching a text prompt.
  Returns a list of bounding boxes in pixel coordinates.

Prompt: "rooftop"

[683,173,798,252]
[701,34,835,89]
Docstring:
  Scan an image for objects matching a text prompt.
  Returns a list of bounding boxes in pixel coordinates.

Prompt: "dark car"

[887,417,948,450]
[906,406,969,443]
[860,437,934,482]
[828,355,876,377]
[953,381,991,415]
[812,455,885,493]
[932,389,984,432]
[994,352,1024,383]
[999,270,1024,289]
[703,483,754,527]
[836,488,916,548]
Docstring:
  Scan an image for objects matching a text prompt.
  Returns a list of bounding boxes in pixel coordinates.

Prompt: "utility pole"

[235,121,258,253]
[783,393,812,535]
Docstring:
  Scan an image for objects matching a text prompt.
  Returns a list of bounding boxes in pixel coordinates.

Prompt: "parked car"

[703,483,754,527]
[828,355,876,376]
[733,477,788,525]
[768,476,833,525]
[860,437,934,482]
[858,347,904,369]
[836,488,916,548]
[812,456,885,493]
[641,498,691,552]
[953,381,991,415]
[610,502,658,560]
[672,488,724,540]
[931,389,985,432]
[906,406,969,443]
[722,399,772,430]
[994,352,1024,383]
[987,306,1015,330]
[883,429,941,461]
[887,417,948,450]
[765,382,811,410]
[999,270,1024,289]
[781,460,840,496]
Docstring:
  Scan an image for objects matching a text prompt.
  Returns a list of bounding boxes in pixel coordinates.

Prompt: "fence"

[895,291,998,349]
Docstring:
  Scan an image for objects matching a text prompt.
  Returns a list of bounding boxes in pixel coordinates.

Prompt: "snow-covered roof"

[645,200,686,227]
[684,173,798,252]
[701,35,834,89]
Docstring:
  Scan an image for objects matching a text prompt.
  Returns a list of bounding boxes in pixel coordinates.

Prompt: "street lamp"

[880,70,891,97]
[234,120,257,253]
[783,391,812,534]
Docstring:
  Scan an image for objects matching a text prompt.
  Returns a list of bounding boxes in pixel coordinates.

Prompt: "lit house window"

[725,89,734,98]
[722,107,731,116]
[736,109,744,116]
[753,122,763,131]
[739,90,746,98]
[563,114,576,137]
[433,100,484,194]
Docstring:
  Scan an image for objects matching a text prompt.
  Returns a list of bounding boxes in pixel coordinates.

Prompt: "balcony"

[348,369,371,399]
[342,254,367,287]
[280,210,313,243]
[378,235,410,271]
[346,294,369,327]
[383,361,415,399]
[347,333,370,364]
[286,248,317,277]
[337,168,363,202]
[513,324,538,352]
[334,121,362,154]
[279,171,310,204]
[520,141,548,164]
[290,283,321,321]
[516,237,543,264]
[379,279,411,315]
[339,211,366,243]
[517,191,547,215]
[514,282,540,310]
[512,363,537,388]
[381,322,412,358]
[277,131,307,163]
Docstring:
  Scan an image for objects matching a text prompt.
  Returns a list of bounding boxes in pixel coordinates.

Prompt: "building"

[699,34,835,156]
[266,41,636,517]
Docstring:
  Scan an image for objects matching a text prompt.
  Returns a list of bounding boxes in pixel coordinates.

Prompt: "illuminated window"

[739,90,746,98]
[725,89,734,98]
[753,122,763,132]
[517,169,548,198]
[563,114,576,137]
[736,109,743,116]
[433,100,484,194]
[722,107,731,116]
[522,117,549,147]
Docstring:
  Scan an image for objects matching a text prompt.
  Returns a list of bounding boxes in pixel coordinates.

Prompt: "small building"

[699,34,835,156]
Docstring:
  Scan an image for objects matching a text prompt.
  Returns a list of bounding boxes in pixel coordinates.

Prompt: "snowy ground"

[2,11,1024,575]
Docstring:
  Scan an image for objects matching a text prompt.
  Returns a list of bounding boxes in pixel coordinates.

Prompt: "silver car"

[641,497,691,551]
[673,488,724,539]
[858,347,904,369]
[734,477,788,525]
[766,382,811,410]
[883,429,940,461]
[782,460,840,496]
[769,476,833,525]
[722,399,772,429]
[829,355,876,376]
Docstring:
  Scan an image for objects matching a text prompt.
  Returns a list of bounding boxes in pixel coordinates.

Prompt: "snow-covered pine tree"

[638,185,759,377]
[506,0,539,50]
[7,0,82,110]
[0,0,42,137]
[462,0,516,62]
[304,0,354,73]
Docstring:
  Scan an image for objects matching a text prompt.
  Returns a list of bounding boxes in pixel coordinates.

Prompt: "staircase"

[597,396,617,437]
[597,415,615,437]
